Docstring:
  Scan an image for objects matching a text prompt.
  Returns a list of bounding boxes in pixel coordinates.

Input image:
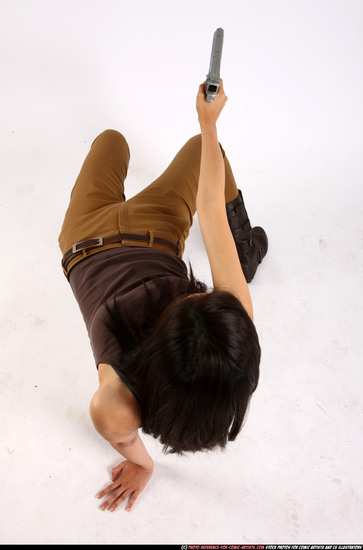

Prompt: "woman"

[58,79,268,512]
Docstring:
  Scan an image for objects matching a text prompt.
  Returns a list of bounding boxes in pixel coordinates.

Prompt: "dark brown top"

[68,247,190,395]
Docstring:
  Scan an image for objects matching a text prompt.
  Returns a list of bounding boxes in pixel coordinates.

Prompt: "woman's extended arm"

[196,80,253,319]
[90,370,153,512]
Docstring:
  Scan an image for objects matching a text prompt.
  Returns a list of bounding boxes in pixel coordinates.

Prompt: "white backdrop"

[0,0,362,544]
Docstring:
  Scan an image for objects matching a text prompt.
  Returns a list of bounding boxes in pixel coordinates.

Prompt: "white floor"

[1,0,362,545]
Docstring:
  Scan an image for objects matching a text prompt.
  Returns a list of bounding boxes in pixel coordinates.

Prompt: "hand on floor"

[96,459,154,512]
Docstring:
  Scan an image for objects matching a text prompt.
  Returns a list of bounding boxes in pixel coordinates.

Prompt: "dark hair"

[105,264,260,455]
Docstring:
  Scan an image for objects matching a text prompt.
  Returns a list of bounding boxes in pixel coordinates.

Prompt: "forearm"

[110,431,153,471]
[196,123,225,206]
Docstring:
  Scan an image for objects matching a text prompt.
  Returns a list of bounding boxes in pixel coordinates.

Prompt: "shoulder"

[90,365,141,443]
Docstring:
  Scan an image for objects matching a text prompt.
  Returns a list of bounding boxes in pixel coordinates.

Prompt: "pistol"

[205,28,224,102]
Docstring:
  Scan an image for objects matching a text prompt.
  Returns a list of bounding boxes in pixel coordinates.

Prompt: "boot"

[226,190,268,283]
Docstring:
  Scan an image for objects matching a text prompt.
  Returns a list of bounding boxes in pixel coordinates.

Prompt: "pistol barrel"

[205,27,224,102]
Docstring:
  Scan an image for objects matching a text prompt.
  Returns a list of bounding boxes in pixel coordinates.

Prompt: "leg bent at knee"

[88,129,130,183]
[91,129,129,150]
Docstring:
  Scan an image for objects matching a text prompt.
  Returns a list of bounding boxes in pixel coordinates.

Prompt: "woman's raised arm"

[196,80,253,319]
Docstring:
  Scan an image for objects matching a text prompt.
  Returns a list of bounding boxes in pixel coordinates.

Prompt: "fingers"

[99,486,131,512]
[197,78,226,102]
[96,479,120,500]
[96,469,139,513]
[126,490,140,512]
[97,486,140,513]
[108,488,133,512]
[198,82,206,95]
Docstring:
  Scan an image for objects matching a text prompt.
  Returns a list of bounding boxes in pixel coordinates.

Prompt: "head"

[118,287,261,455]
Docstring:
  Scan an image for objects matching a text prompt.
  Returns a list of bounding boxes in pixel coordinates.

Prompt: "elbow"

[113,431,138,448]
[89,391,137,444]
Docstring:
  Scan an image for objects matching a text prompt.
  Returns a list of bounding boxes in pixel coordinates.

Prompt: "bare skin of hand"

[96,459,154,512]
[196,77,228,128]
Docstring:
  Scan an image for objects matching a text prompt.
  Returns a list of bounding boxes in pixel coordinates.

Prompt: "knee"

[91,129,128,148]
[188,134,202,146]
[184,134,202,153]
[100,129,126,141]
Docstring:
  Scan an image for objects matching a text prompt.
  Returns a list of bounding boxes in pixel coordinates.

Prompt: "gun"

[205,28,224,102]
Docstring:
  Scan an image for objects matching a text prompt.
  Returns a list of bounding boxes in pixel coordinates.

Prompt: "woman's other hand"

[96,459,154,512]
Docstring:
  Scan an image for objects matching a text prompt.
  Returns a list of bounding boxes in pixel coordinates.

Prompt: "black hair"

[104,263,260,455]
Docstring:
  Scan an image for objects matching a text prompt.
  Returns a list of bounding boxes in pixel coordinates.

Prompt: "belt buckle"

[72,237,104,254]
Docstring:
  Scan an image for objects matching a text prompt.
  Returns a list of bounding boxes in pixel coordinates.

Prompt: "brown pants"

[58,129,239,276]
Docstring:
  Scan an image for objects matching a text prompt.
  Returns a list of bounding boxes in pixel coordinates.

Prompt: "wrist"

[141,455,154,472]
[113,433,154,472]
[198,119,217,134]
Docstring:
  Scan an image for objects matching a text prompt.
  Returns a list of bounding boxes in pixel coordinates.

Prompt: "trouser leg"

[58,129,130,255]
[134,133,268,282]
[122,134,240,255]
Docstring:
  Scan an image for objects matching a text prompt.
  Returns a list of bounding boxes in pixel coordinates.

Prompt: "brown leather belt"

[62,233,180,272]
